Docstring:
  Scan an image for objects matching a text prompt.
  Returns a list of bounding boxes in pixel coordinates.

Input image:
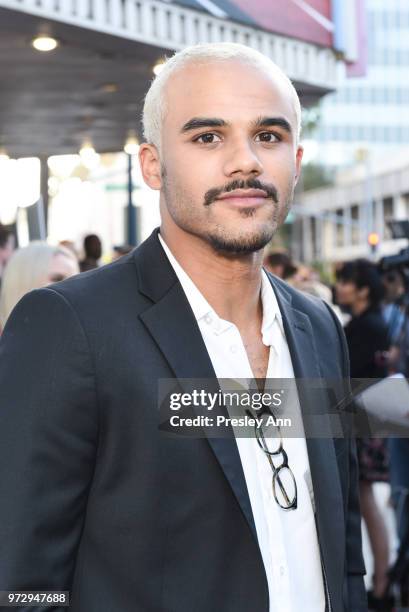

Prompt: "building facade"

[313,0,409,166]
[299,153,409,263]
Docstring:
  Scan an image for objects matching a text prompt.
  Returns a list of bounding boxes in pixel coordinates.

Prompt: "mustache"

[204,178,279,207]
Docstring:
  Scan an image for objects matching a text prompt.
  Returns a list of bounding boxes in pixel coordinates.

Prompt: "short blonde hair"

[0,241,78,328]
[142,42,302,153]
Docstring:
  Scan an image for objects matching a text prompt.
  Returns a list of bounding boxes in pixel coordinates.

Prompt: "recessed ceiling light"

[32,35,59,52]
[79,140,100,169]
[124,132,139,155]
[0,147,9,162]
[100,83,119,94]
[153,61,166,76]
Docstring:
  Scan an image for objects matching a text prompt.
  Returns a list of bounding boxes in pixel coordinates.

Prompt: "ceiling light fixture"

[100,83,119,94]
[79,140,100,169]
[32,35,59,52]
[153,60,166,76]
[0,147,9,162]
[124,132,139,155]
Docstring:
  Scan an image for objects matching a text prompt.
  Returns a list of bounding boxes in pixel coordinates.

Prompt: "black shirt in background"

[344,307,390,379]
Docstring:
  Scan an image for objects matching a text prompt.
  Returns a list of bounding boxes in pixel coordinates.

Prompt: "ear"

[139,143,162,190]
[294,145,304,185]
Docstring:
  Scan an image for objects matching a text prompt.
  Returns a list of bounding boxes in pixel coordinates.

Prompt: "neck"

[160,224,265,329]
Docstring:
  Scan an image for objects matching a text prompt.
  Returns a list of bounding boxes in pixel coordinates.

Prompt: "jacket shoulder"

[47,251,141,310]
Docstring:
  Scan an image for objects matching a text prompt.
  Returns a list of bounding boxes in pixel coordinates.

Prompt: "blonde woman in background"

[0,242,79,332]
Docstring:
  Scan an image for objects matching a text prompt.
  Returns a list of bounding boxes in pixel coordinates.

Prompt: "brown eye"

[194,133,221,144]
[255,132,280,143]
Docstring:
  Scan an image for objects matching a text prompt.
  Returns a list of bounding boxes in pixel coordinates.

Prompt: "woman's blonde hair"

[0,241,78,328]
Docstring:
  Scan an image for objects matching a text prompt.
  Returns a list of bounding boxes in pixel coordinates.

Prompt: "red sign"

[232,0,334,47]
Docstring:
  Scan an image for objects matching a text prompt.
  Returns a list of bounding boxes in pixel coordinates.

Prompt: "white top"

[159,233,326,612]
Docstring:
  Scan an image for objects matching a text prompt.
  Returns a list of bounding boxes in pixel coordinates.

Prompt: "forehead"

[164,60,296,129]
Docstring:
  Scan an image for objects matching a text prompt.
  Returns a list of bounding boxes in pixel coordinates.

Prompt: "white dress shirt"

[159,234,326,612]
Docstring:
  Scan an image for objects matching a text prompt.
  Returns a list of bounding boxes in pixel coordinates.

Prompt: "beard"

[161,168,294,255]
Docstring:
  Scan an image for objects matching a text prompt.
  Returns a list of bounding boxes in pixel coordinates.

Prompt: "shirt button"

[230,345,238,353]
[204,314,212,325]
[280,565,285,577]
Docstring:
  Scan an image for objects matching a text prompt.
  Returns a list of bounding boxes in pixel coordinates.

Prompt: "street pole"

[39,155,49,234]
[365,154,375,259]
[126,153,137,246]
[357,148,376,258]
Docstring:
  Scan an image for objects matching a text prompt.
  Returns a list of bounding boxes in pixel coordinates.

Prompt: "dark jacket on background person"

[0,229,367,612]
[344,307,389,378]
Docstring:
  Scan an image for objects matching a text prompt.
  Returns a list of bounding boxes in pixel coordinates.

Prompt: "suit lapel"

[135,230,258,542]
[270,275,346,604]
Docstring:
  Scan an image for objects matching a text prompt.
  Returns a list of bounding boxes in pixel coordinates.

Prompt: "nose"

[222,138,263,178]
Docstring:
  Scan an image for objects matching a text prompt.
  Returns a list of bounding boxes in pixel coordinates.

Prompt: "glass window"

[384,196,394,240]
[336,209,344,247]
[351,205,360,245]
[384,197,394,219]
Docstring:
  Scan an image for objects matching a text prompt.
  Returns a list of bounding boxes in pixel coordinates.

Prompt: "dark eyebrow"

[180,117,229,133]
[179,115,293,135]
[252,116,292,134]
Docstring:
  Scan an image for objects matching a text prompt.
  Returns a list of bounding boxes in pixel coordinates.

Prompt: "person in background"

[0,224,15,291]
[336,258,392,609]
[112,244,134,261]
[59,240,80,262]
[263,251,296,279]
[382,269,406,356]
[289,263,344,322]
[381,268,409,581]
[0,242,79,332]
[289,263,331,301]
[79,234,102,272]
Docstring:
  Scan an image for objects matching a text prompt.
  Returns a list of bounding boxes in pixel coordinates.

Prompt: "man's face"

[335,280,366,307]
[382,271,405,301]
[141,60,303,255]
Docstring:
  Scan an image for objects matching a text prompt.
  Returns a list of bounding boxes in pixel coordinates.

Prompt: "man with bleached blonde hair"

[0,43,366,612]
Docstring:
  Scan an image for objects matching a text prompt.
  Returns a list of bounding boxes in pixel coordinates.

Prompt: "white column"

[374,199,384,239]
[316,217,324,261]
[42,0,56,11]
[93,0,107,23]
[77,0,91,20]
[124,0,138,32]
[358,202,367,246]
[156,3,168,41]
[322,218,334,262]
[60,0,74,15]
[107,0,123,28]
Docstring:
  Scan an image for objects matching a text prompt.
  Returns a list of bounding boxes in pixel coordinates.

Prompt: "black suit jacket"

[0,229,367,611]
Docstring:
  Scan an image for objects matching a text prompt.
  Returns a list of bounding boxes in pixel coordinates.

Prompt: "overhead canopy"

[0,8,169,157]
[0,0,341,158]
